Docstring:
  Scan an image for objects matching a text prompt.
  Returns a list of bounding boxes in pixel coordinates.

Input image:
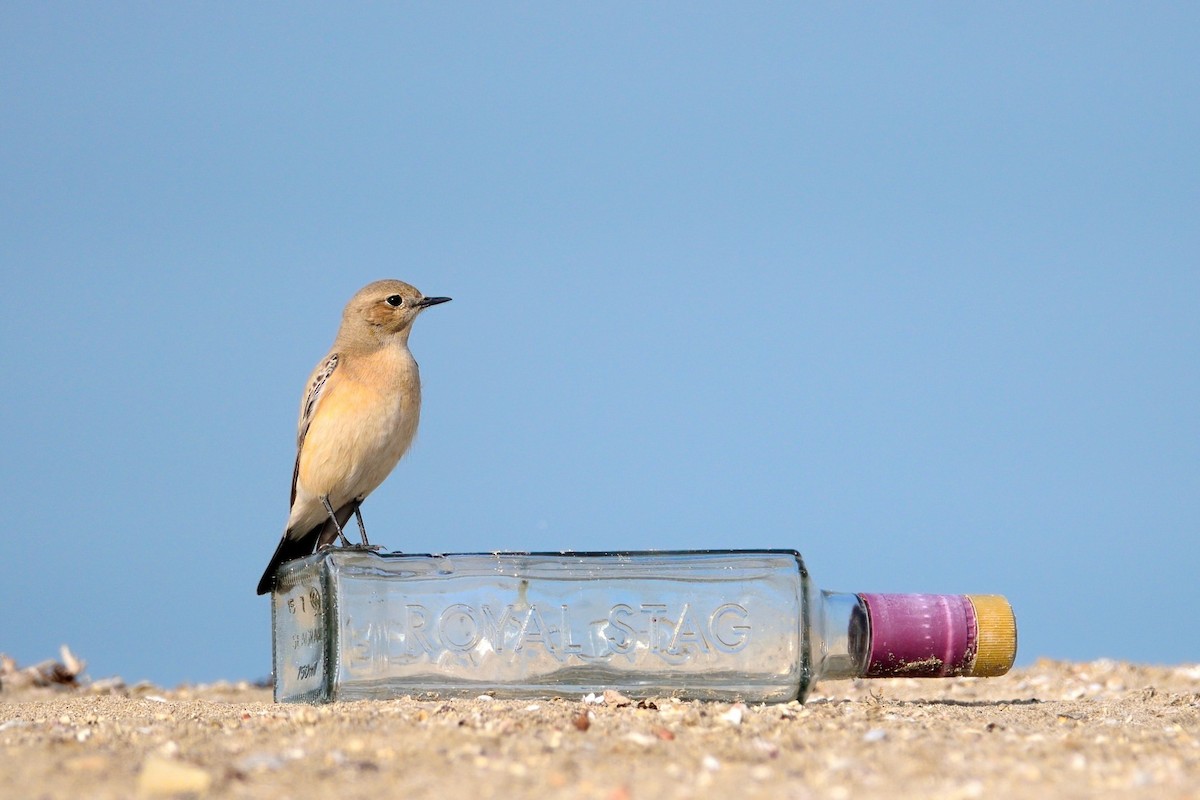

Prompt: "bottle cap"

[858,593,1017,679]
[965,594,1019,677]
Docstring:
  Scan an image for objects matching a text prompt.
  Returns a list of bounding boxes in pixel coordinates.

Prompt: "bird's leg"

[352,504,382,551]
[320,495,354,547]
[354,506,369,546]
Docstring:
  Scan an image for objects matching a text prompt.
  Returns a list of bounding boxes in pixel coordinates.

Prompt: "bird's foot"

[333,542,384,552]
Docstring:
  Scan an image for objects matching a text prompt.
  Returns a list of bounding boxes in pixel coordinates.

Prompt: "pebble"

[136,756,212,797]
[720,704,746,726]
[64,755,110,772]
[234,752,286,772]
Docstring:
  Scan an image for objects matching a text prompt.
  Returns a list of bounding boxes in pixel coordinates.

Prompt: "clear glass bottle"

[271,549,1016,703]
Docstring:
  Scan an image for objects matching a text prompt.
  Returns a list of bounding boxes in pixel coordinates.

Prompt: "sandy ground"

[2,659,1198,799]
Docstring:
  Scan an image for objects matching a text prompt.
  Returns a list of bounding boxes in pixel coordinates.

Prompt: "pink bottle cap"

[858,593,1016,678]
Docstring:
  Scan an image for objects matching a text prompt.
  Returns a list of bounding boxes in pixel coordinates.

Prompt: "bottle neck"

[818,591,870,680]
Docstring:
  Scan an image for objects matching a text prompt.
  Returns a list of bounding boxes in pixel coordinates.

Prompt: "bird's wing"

[290,353,339,507]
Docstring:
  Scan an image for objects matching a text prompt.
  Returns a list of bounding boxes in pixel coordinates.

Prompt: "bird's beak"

[417,296,452,308]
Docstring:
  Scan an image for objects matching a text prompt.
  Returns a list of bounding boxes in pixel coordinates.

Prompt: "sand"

[2,659,1198,799]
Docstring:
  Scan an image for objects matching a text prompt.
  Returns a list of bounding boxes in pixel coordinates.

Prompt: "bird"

[256,279,451,595]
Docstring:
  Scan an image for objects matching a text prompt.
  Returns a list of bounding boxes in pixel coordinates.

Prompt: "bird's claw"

[334,542,384,552]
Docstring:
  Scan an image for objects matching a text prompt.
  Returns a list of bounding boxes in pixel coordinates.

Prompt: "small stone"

[293,707,319,725]
[624,731,657,747]
[88,677,126,693]
[136,756,212,797]
[752,738,779,758]
[234,753,285,772]
[64,755,110,773]
[720,704,746,726]
[607,785,633,800]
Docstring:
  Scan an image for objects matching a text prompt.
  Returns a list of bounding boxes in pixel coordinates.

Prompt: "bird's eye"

[385,295,404,307]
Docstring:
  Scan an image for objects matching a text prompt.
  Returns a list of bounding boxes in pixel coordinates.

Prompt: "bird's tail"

[255,531,319,596]
[256,500,361,596]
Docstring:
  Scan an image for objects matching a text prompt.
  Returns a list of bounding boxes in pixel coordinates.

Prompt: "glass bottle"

[271,549,1016,703]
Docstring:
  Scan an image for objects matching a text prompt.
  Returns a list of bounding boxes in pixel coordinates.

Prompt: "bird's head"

[340,279,451,345]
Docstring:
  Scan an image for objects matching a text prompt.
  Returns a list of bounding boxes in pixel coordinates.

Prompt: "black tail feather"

[256,499,362,596]
[255,529,319,595]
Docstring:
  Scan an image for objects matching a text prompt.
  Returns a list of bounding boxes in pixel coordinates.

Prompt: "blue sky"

[2,5,1196,686]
